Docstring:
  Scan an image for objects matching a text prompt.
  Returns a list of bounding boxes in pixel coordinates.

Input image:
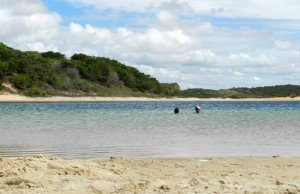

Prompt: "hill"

[0,43,180,97]
[180,85,300,99]
[1,42,299,99]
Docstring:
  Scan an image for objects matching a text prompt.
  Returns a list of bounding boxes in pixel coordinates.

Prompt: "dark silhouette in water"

[174,107,179,114]
[195,106,201,113]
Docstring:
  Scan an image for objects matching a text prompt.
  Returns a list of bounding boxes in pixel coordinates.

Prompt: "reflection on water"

[0,102,299,159]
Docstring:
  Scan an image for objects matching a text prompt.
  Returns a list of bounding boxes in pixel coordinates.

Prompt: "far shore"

[0,155,299,193]
[0,94,300,103]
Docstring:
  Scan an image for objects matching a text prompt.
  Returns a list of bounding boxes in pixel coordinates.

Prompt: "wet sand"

[0,155,299,193]
[0,94,300,102]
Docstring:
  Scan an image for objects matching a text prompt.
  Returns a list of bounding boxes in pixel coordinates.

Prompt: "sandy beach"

[0,94,300,102]
[0,155,299,193]
[1,94,300,193]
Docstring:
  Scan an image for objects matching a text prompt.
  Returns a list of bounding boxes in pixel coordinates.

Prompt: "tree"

[0,42,15,61]
[106,72,124,87]
[0,61,8,80]
[66,67,80,79]
[41,51,65,59]
[162,83,181,96]
[71,53,88,61]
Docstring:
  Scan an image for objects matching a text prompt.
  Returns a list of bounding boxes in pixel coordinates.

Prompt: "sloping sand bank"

[0,94,300,102]
[0,155,299,193]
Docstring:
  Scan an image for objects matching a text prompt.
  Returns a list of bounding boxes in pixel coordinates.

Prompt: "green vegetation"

[1,42,299,98]
[231,85,300,98]
[180,85,300,98]
[0,42,180,97]
[180,88,249,99]
[41,51,65,60]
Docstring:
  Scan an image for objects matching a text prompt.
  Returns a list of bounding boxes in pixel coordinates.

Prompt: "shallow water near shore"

[0,101,299,159]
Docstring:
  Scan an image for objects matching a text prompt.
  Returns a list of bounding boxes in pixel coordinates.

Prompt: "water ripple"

[0,101,300,159]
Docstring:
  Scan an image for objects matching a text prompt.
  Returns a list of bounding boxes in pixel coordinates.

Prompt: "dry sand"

[0,94,300,103]
[0,155,299,193]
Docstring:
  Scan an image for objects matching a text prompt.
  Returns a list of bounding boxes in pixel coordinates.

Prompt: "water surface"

[0,101,299,159]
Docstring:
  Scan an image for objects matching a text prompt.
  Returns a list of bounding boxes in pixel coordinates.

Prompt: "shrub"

[0,61,8,80]
[24,86,46,97]
[106,72,124,87]
[66,67,80,79]
[58,75,72,90]
[71,53,88,61]
[0,43,15,61]
[229,94,239,99]
[162,83,181,96]
[41,51,65,59]
[12,74,33,90]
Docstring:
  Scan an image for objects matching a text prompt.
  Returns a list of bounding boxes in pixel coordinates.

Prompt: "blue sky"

[44,0,297,33]
[44,0,153,28]
[1,0,300,89]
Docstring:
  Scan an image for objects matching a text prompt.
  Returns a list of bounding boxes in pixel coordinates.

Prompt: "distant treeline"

[180,85,300,98]
[0,43,180,97]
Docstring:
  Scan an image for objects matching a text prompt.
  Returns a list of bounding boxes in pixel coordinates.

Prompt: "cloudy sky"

[1,0,300,89]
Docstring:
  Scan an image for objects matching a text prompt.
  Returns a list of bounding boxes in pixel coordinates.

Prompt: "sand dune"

[0,155,299,193]
[0,94,300,102]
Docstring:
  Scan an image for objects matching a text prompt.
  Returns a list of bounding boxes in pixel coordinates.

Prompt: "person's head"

[195,106,201,113]
[174,107,179,114]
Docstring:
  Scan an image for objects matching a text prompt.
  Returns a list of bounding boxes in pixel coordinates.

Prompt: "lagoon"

[0,101,299,159]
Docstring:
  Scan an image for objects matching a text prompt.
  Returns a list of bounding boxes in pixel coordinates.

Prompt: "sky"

[0,0,300,89]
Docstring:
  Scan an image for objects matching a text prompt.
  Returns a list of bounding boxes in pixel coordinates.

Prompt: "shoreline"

[0,155,299,193]
[0,94,300,103]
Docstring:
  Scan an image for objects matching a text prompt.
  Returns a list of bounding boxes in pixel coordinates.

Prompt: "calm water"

[0,101,299,159]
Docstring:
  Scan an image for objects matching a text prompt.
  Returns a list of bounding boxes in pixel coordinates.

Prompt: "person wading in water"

[195,106,201,113]
[174,107,179,114]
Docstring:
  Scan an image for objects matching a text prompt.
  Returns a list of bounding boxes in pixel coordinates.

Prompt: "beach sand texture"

[0,94,300,102]
[0,155,299,193]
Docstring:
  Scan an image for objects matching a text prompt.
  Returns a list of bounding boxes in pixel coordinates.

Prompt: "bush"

[71,53,88,61]
[162,83,180,96]
[291,94,297,98]
[24,86,46,97]
[106,72,124,87]
[66,67,80,79]
[229,94,239,99]
[58,75,72,90]
[0,43,15,61]
[0,61,8,80]
[12,74,33,90]
[41,51,65,59]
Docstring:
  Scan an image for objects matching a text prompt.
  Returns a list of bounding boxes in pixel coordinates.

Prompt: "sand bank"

[0,94,300,102]
[0,155,299,193]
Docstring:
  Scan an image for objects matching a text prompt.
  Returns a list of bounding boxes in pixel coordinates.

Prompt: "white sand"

[0,155,299,193]
[0,94,300,102]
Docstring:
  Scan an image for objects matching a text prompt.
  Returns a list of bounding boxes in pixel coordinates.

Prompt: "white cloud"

[1,0,300,89]
[154,0,193,15]
[67,23,113,45]
[274,40,292,50]
[0,0,61,42]
[253,76,263,82]
[66,0,300,20]
[19,42,58,52]
[288,50,300,58]
[228,53,276,67]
